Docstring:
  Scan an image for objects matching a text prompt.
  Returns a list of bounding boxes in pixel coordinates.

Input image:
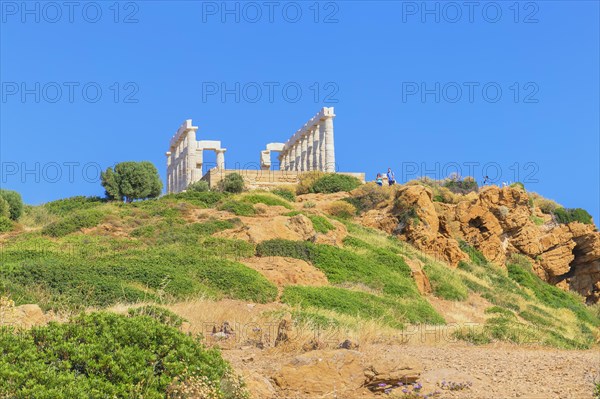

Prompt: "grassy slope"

[1,192,599,349]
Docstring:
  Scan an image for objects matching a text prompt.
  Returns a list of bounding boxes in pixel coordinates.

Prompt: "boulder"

[272,349,422,396]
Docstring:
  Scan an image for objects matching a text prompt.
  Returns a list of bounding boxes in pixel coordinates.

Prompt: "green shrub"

[296,171,325,195]
[218,200,256,216]
[186,180,210,192]
[168,191,225,208]
[534,196,561,214]
[308,215,335,233]
[310,174,362,194]
[0,312,229,398]
[256,239,314,261]
[128,305,185,328]
[257,239,424,303]
[281,285,443,327]
[346,183,390,213]
[41,209,104,237]
[0,197,10,219]
[326,201,356,219]
[240,193,292,209]
[133,219,238,245]
[195,259,277,303]
[218,173,245,194]
[510,182,525,190]
[552,207,593,225]
[43,196,105,215]
[271,188,296,202]
[443,177,478,195]
[0,217,13,233]
[0,189,23,220]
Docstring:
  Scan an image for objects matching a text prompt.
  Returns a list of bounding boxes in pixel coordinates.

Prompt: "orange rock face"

[381,185,600,303]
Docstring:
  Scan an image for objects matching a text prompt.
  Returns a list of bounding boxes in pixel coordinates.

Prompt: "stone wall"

[201,168,365,190]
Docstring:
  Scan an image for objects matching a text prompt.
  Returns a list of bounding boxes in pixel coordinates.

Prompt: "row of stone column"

[279,108,335,173]
[166,120,228,194]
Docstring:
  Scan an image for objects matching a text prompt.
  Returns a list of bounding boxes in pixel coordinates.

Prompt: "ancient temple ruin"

[166,107,363,193]
[260,107,336,172]
[165,120,226,194]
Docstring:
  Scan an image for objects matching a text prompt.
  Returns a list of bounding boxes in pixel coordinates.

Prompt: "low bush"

[326,201,356,219]
[43,196,105,216]
[346,183,390,213]
[41,209,104,237]
[530,194,561,215]
[0,197,10,219]
[218,173,245,194]
[310,174,362,194]
[0,217,13,233]
[443,177,478,195]
[0,312,230,398]
[132,219,238,245]
[218,200,256,216]
[128,305,185,328]
[0,189,23,220]
[240,193,292,209]
[552,207,593,225]
[2,240,272,309]
[308,215,335,233]
[168,191,225,208]
[281,285,443,327]
[186,180,210,192]
[296,171,326,195]
[256,239,314,261]
[271,188,296,202]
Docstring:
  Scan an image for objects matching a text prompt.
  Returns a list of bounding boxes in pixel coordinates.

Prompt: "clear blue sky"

[1,1,598,222]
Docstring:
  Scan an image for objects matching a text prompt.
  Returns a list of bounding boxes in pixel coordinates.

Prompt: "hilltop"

[0,174,599,398]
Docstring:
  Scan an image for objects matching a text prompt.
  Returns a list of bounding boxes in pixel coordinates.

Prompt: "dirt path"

[220,341,599,399]
[399,343,599,399]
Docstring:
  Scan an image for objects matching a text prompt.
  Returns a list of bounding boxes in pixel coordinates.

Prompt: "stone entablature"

[166,119,226,194]
[277,107,335,173]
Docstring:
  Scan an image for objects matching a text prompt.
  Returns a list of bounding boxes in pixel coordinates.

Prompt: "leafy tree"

[0,189,23,220]
[218,173,245,193]
[101,162,162,202]
[186,180,210,192]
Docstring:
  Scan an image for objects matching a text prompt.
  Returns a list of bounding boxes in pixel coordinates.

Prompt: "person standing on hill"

[376,173,383,186]
[386,168,396,186]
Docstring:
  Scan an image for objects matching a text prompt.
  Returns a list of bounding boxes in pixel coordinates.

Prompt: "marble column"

[294,143,301,171]
[165,151,172,193]
[323,116,335,172]
[300,135,307,171]
[306,130,314,171]
[318,123,326,171]
[216,149,226,170]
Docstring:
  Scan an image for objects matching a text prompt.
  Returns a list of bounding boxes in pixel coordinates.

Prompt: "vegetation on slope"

[1,184,598,351]
[0,311,242,399]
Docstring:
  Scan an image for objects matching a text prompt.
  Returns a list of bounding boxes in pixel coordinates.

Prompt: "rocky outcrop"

[272,349,422,396]
[372,185,600,303]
